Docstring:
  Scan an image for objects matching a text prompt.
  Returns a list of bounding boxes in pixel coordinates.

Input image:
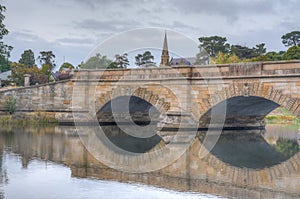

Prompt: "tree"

[79,53,112,69]
[135,54,143,66]
[0,5,13,73]
[252,51,284,62]
[38,51,56,71]
[230,43,266,59]
[10,62,48,86]
[41,64,52,78]
[60,62,74,70]
[19,49,35,67]
[135,51,156,67]
[281,31,300,47]
[112,53,129,68]
[282,46,300,60]
[198,36,230,57]
[254,43,266,56]
[211,52,241,64]
[230,45,254,59]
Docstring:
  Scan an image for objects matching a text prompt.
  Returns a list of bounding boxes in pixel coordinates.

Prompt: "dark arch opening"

[97,96,162,154]
[200,96,280,129]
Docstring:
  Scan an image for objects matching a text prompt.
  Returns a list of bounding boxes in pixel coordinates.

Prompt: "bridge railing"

[73,60,300,81]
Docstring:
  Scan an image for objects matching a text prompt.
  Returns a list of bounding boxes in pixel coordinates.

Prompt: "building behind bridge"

[159,32,209,67]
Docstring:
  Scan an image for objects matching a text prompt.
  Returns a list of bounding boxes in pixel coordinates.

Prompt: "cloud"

[4,30,91,67]
[42,0,140,9]
[168,0,277,22]
[55,37,96,46]
[9,30,42,42]
[74,19,141,32]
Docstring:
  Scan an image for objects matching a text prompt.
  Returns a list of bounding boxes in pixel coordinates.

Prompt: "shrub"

[6,96,16,114]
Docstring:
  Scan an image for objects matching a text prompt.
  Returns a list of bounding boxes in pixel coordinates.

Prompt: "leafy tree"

[0,6,8,40]
[10,62,48,86]
[230,45,252,59]
[230,43,266,59]
[107,62,118,69]
[265,51,284,61]
[212,52,241,64]
[0,5,13,73]
[38,51,56,71]
[30,70,49,85]
[135,54,143,66]
[281,31,300,47]
[252,51,285,62]
[41,64,52,78]
[198,36,230,57]
[19,49,35,67]
[112,53,129,68]
[60,62,74,70]
[254,43,266,56]
[79,53,112,69]
[231,45,248,59]
[282,46,300,60]
[0,54,11,72]
[135,51,156,67]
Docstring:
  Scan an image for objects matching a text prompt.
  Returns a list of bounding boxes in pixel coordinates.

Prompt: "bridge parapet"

[73,60,300,81]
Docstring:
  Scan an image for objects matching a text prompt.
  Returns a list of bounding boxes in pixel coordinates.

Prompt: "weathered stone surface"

[0,61,300,196]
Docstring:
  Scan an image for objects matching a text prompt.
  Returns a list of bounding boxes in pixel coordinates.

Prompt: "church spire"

[160,31,170,67]
[163,31,168,51]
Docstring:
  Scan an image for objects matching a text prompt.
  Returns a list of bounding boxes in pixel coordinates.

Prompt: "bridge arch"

[191,81,300,188]
[94,85,181,116]
[197,81,300,127]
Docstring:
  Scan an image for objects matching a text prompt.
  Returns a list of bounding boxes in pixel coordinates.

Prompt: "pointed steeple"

[160,31,170,67]
[163,32,168,51]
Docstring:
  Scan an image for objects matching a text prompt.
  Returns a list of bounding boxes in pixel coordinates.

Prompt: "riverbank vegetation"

[0,112,58,126]
[265,107,300,125]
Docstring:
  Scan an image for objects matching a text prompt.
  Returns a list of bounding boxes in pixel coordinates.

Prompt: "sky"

[2,0,300,69]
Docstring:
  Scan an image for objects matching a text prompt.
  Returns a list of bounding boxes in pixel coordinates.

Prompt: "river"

[0,124,299,198]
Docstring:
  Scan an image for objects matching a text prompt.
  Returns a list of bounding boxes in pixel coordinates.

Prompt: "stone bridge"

[1,60,300,129]
[1,61,300,197]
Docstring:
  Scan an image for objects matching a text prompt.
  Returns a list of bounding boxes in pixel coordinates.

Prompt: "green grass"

[0,113,58,127]
[265,107,300,125]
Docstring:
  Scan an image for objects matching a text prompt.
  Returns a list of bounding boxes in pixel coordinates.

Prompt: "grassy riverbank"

[0,112,58,126]
[265,107,300,125]
[0,107,298,127]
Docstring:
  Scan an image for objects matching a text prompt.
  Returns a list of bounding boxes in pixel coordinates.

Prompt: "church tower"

[160,32,170,67]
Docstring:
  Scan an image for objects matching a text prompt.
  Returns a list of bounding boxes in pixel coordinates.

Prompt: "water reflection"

[100,125,162,154]
[0,126,223,199]
[200,125,300,169]
[0,125,299,198]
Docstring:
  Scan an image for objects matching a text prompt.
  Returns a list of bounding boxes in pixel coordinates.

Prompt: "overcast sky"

[2,0,300,68]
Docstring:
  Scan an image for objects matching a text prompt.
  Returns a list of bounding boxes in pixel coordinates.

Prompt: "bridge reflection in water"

[0,124,300,198]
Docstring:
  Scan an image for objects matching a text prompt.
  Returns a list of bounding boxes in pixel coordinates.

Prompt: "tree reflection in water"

[276,138,299,158]
[200,125,300,169]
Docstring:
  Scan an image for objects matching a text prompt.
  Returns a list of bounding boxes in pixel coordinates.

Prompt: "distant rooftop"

[170,57,196,66]
[0,70,11,81]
